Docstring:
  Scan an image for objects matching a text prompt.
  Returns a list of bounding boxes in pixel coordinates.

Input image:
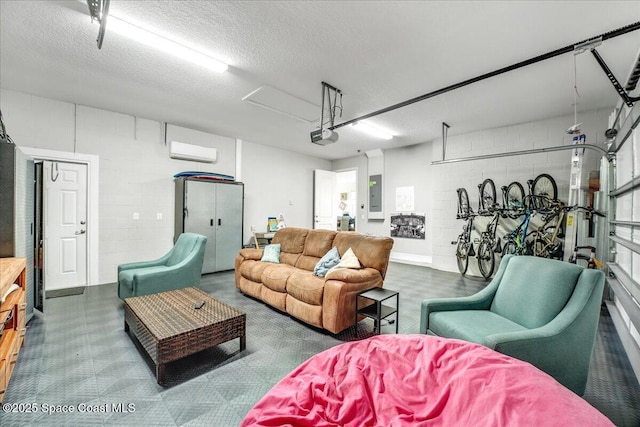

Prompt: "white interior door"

[314,169,337,230]
[44,161,88,291]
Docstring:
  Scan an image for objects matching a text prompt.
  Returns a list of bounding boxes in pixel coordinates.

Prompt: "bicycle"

[527,173,558,210]
[452,188,476,275]
[529,198,567,259]
[502,195,539,256]
[501,181,526,218]
[478,178,497,213]
[531,204,605,260]
[501,174,557,214]
[476,205,504,279]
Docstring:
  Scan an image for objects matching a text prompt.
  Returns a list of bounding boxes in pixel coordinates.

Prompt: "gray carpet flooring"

[1,262,639,426]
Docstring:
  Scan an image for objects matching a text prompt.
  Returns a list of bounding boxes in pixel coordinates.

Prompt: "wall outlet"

[157,213,163,220]
[133,212,139,220]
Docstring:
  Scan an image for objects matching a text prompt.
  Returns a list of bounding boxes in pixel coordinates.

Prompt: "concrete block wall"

[430,108,611,275]
[1,88,330,285]
[240,139,331,245]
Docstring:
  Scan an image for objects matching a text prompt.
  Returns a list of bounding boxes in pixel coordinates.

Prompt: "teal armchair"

[117,233,207,299]
[420,254,604,395]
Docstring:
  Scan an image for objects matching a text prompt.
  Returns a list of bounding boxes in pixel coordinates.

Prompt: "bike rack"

[431,143,611,166]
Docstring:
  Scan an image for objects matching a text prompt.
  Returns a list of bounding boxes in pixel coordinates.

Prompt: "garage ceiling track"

[331,21,640,132]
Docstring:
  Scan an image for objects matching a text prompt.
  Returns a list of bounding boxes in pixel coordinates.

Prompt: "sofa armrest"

[238,248,263,261]
[322,269,384,334]
[324,267,380,283]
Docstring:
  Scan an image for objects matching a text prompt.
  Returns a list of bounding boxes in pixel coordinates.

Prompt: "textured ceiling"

[1,1,639,160]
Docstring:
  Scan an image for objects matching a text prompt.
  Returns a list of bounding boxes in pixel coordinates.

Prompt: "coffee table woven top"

[124,287,244,341]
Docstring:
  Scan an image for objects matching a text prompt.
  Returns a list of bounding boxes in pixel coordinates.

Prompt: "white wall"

[333,108,610,274]
[240,139,331,244]
[1,88,329,284]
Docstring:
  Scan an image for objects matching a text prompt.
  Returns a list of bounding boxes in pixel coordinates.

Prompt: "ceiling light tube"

[107,16,228,73]
[352,122,394,140]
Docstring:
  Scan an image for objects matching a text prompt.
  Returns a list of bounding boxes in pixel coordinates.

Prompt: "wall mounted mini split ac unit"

[169,141,217,163]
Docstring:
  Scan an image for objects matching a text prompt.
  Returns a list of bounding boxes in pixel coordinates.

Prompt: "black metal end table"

[355,287,399,334]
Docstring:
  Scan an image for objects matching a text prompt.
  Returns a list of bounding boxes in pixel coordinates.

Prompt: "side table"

[355,287,399,334]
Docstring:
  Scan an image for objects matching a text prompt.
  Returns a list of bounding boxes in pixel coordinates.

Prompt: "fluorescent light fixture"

[107,16,228,73]
[352,121,394,140]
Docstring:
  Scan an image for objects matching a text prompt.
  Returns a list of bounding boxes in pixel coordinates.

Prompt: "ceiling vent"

[170,141,217,163]
[242,86,319,123]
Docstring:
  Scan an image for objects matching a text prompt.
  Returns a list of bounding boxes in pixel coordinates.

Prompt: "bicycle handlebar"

[565,205,606,217]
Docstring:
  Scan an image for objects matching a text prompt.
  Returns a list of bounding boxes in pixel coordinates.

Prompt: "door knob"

[75,230,86,235]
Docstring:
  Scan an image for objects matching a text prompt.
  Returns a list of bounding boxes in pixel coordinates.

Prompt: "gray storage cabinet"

[174,177,244,273]
[0,141,35,321]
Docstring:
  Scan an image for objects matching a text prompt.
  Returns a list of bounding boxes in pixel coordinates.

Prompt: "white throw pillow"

[326,247,361,278]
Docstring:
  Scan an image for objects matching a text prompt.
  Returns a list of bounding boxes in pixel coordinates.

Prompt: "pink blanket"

[241,335,612,426]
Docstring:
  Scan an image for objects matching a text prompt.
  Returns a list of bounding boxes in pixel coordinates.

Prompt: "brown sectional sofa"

[235,227,394,334]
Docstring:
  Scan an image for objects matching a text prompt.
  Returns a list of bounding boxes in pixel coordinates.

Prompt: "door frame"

[22,147,99,286]
[334,167,358,232]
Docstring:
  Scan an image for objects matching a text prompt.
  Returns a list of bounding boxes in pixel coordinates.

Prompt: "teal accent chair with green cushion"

[420,254,604,395]
[117,233,207,299]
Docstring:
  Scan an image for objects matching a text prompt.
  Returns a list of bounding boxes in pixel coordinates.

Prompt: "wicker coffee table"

[124,287,246,384]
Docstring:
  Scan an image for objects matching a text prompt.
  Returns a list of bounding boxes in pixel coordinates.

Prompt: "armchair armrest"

[420,283,498,333]
[118,251,171,273]
[420,255,516,334]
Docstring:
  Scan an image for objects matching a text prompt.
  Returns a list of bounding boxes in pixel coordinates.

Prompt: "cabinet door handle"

[218,219,222,226]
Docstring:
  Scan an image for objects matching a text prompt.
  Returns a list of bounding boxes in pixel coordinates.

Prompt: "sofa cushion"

[296,230,338,272]
[273,227,308,254]
[429,310,527,345]
[303,230,337,257]
[241,260,272,283]
[333,233,394,279]
[287,271,325,306]
[280,252,301,267]
[261,285,287,312]
[261,244,281,263]
[314,247,341,277]
[490,256,583,329]
[262,264,297,293]
[287,294,323,329]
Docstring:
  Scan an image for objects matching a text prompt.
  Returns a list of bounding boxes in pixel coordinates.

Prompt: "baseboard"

[390,252,432,267]
[46,286,85,298]
[606,301,640,384]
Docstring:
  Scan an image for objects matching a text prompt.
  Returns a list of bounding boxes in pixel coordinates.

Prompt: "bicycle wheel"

[505,182,525,218]
[457,188,471,218]
[477,240,495,279]
[532,174,557,208]
[456,241,469,275]
[503,240,517,255]
[533,238,550,258]
[479,178,496,212]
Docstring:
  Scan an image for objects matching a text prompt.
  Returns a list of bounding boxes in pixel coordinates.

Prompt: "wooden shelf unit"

[0,257,27,403]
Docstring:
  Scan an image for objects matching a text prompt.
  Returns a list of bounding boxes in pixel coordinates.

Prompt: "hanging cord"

[51,162,59,182]
[573,54,581,130]
[0,110,15,144]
